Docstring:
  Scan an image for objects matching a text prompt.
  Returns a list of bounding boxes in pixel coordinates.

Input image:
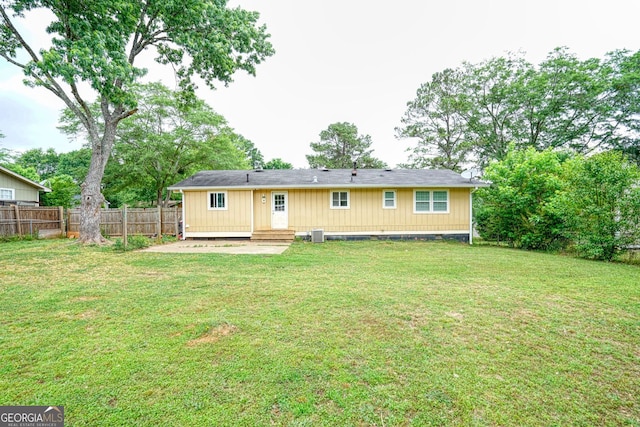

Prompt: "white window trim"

[330,190,350,209]
[413,189,449,214]
[207,191,228,210]
[382,190,396,209]
[0,188,15,200]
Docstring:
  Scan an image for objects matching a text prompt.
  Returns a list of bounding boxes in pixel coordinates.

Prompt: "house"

[0,165,51,206]
[168,168,489,243]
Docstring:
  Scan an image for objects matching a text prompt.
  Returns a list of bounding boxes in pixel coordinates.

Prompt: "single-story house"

[0,165,51,206]
[168,167,489,243]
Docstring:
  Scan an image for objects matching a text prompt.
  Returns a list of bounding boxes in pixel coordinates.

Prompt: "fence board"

[0,206,63,237]
[67,207,181,237]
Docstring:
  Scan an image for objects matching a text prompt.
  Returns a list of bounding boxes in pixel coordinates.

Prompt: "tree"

[1,1,274,243]
[57,149,91,185]
[4,164,40,182]
[41,174,79,208]
[233,135,264,169]
[475,147,570,250]
[399,48,640,169]
[463,54,533,164]
[397,69,472,170]
[263,158,293,169]
[13,148,60,179]
[63,82,250,207]
[307,122,386,169]
[557,151,640,261]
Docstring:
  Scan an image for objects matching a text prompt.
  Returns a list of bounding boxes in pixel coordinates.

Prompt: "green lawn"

[0,239,638,426]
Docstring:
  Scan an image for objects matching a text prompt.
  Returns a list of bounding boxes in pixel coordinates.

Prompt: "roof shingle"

[169,168,488,190]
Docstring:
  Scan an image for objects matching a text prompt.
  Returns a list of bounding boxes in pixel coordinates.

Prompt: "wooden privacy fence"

[67,207,181,237]
[0,206,64,237]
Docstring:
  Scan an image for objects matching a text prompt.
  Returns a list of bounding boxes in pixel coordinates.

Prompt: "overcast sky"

[1,0,639,168]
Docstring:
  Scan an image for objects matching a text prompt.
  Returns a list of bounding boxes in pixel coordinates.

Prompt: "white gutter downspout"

[469,187,478,245]
[180,189,186,240]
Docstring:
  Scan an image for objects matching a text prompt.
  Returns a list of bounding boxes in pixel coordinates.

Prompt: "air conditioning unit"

[311,229,324,243]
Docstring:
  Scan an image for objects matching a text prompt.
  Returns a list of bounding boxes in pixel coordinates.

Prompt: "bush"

[475,147,570,250]
[113,235,152,251]
[557,152,640,261]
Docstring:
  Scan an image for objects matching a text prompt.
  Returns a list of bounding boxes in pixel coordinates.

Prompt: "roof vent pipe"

[351,161,357,176]
[246,173,249,183]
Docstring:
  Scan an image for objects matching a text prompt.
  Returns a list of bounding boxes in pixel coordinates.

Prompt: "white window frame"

[413,189,449,214]
[208,191,228,210]
[0,188,15,200]
[382,190,396,209]
[330,190,350,209]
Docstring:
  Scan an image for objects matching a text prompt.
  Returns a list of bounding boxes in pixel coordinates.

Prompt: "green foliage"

[263,158,293,169]
[399,48,640,168]
[476,147,569,250]
[57,148,91,184]
[307,122,386,169]
[13,148,60,179]
[40,174,80,208]
[397,68,474,170]
[113,235,151,251]
[557,152,640,261]
[2,0,274,241]
[60,82,252,207]
[4,164,40,182]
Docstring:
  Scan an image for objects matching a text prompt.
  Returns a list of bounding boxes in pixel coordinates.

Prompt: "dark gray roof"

[169,168,488,190]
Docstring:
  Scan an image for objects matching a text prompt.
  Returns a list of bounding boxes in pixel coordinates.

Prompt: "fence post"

[173,206,179,237]
[122,205,128,248]
[13,205,22,236]
[156,206,162,243]
[59,206,65,234]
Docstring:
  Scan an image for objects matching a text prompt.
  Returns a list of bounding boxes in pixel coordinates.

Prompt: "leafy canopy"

[307,122,386,169]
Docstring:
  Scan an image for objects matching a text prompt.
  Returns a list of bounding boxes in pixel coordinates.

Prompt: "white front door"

[271,192,288,229]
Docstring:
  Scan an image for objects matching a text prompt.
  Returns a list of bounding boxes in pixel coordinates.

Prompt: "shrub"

[113,235,152,251]
[475,147,570,250]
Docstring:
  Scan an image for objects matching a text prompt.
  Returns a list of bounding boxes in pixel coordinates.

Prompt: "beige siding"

[0,172,40,202]
[184,187,470,236]
[183,190,252,234]
[285,188,470,234]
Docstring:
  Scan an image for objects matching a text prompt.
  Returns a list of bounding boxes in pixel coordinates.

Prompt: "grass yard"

[0,239,638,426]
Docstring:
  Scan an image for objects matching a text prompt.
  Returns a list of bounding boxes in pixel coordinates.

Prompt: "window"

[383,190,396,209]
[414,190,448,213]
[433,191,448,212]
[0,188,14,200]
[331,190,349,209]
[208,191,227,210]
[415,191,430,212]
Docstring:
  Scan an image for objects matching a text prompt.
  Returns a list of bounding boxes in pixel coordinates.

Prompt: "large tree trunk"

[79,170,106,244]
[78,118,117,244]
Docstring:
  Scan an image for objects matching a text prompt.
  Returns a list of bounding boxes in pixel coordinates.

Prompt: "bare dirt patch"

[187,323,238,347]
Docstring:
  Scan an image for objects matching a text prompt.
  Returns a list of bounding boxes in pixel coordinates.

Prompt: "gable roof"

[169,168,488,190]
[0,165,51,192]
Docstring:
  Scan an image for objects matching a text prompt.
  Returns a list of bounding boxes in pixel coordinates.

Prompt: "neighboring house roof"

[0,165,51,192]
[169,168,489,190]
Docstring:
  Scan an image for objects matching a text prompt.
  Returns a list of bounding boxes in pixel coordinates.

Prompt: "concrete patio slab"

[141,239,291,254]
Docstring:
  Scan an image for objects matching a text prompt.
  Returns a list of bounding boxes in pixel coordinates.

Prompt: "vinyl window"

[383,190,396,209]
[0,188,14,200]
[208,191,227,210]
[414,190,448,213]
[331,191,350,209]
